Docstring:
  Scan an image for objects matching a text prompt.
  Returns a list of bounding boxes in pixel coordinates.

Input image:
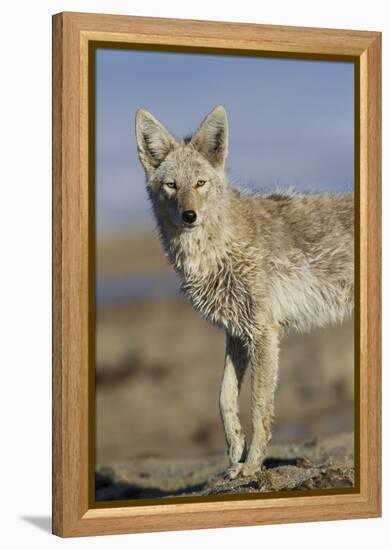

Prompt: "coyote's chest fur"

[167,231,261,340]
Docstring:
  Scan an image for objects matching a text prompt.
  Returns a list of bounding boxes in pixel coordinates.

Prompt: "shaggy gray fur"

[135,106,354,478]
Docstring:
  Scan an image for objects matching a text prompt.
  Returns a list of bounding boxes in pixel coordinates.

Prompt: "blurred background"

[95,48,355,469]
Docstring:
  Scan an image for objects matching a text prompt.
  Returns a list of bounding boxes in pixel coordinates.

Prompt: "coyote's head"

[135,106,228,232]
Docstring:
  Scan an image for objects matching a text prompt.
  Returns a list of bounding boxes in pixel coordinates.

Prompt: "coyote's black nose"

[182,210,197,224]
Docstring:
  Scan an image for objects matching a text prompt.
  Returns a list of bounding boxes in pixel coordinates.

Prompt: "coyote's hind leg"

[219,334,248,474]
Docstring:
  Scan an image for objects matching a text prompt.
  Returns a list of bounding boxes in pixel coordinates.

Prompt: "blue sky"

[96,48,354,233]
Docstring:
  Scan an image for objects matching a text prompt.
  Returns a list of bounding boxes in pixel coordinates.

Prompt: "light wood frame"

[52,11,381,537]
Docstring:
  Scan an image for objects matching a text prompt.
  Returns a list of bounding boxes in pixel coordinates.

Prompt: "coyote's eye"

[164,182,177,190]
[196,179,206,187]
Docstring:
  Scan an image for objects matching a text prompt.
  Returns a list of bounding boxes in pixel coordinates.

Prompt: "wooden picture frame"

[52,11,381,537]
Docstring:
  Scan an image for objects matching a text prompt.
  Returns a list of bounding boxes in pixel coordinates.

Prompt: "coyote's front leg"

[228,326,279,479]
[219,334,248,473]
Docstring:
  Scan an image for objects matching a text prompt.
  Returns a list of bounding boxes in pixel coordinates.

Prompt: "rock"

[95,432,355,501]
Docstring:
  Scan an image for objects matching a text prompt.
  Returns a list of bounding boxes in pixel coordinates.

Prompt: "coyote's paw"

[225,461,262,480]
[225,463,244,480]
[240,462,262,478]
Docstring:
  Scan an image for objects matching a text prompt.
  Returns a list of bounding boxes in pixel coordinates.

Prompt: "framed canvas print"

[52,12,381,537]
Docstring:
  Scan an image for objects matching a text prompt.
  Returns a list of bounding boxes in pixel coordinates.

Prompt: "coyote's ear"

[191,106,228,170]
[135,109,177,174]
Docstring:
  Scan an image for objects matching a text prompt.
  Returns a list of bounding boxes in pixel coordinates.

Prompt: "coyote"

[135,106,354,479]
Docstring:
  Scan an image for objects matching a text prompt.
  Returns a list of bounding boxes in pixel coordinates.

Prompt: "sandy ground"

[96,432,355,500]
[95,229,355,498]
[96,298,354,464]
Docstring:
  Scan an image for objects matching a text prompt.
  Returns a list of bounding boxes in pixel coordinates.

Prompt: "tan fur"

[135,106,354,478]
